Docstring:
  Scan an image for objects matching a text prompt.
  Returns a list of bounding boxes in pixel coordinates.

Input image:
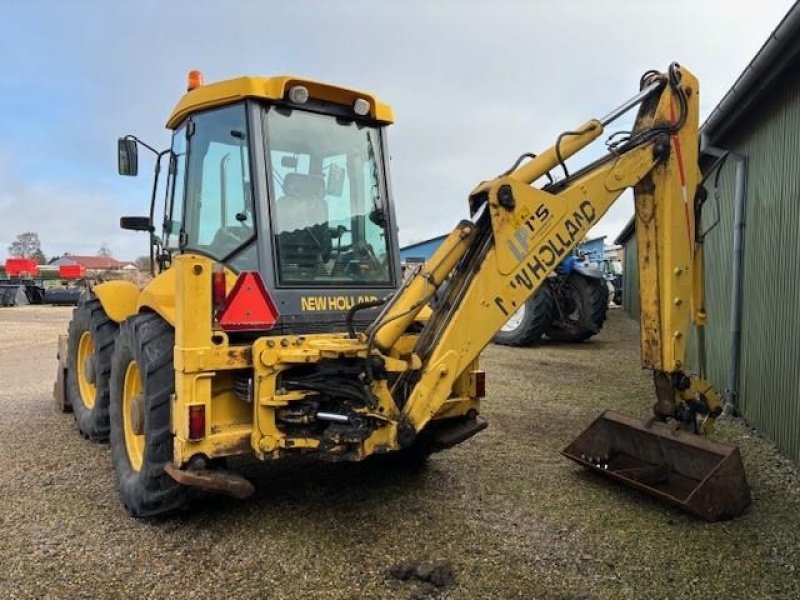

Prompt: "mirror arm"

[123,134,160,157]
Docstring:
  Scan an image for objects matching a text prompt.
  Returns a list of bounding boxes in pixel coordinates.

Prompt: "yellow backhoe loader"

[55,65,750,520]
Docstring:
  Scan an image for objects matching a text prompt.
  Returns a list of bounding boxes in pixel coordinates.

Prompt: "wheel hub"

[76,331,97,409]
[84,355,96,384]
[129,393,145,435]
[122,360,145,472]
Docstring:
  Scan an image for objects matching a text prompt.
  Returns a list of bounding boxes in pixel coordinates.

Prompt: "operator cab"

[118,74,401,334]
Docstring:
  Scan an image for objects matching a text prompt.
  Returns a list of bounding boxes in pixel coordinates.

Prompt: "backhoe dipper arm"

[371,64,717,435]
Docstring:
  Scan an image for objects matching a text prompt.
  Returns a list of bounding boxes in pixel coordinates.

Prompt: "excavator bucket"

[562,411,751,521]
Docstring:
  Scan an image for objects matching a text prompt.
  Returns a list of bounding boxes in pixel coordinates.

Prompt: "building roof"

[701,1,800,146]
[399,234,449,253]
[55,254,126,270]
[580,235,606,245]
[166,75,394,129]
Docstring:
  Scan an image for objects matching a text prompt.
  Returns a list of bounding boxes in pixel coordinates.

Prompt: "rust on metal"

[210,433,253,456]
[562,410,751,521]
[164,464,255,499]
[652,371,675,419]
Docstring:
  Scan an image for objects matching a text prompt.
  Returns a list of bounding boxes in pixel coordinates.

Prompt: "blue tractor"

[493,253,609,346]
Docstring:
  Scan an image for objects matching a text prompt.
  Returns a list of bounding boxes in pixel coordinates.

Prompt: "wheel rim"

[76,331,97,409]
[122,360,145,472]
[500,304,525,333]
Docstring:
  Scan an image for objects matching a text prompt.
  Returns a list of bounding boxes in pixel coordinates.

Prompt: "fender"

[93,280,140,323]
[137,267,177,326]
[93,272,178,327]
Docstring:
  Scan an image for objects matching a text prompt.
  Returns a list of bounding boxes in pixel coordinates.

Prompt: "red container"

[5,258,39,277]
[59,264,87,280]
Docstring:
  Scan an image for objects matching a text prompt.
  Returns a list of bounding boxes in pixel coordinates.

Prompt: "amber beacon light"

[187,70,204,91]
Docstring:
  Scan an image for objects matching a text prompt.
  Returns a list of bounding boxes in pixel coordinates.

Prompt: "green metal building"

[617,3,800,463]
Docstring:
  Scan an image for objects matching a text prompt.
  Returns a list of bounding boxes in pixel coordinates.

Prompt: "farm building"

[617,3,800,462]
[49,254,137,276]
[398,234,448,264]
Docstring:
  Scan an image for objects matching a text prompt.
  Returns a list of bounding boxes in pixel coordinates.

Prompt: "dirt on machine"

[563,411,750,521]
[55,65,749,520]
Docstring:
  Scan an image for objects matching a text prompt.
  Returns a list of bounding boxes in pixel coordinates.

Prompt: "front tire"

[66,293,117,440]
[109,313,187,517]
[493,288,555,347]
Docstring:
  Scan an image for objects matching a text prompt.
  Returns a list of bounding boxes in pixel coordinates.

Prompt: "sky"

[0,0,795,261]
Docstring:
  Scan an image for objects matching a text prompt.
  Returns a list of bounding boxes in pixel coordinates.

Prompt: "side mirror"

[326,165,346,197]
[118,138,139,176]
[120,216,154,232]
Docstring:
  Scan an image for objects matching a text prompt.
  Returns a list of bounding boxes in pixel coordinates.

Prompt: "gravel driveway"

[1,306,798,599]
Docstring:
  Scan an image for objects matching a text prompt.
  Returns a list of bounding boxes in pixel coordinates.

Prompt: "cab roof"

[166,75,394,129]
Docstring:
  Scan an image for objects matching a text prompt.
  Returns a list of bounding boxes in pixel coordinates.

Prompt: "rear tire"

[545,274,608,342]
[109,313,188,517]
[493,288,555,346]
[67,293,117,441]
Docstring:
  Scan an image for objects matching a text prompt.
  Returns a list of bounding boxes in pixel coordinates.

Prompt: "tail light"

[188,405,205,441]
[217,272,279,332]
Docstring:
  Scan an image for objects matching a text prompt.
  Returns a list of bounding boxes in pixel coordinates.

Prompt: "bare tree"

[98,244,112,257]
[8,232,45,262]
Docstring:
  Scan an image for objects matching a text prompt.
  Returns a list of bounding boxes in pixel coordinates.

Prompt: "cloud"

[0,0,795,255]
[0,158,146,260]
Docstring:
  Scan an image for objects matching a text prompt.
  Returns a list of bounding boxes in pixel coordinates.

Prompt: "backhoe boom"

[374,64,719,434]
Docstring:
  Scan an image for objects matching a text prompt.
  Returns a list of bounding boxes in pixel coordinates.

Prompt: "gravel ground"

[1,305,798,599]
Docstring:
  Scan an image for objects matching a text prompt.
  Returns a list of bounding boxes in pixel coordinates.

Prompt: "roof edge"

[399,233,449,252]
[615,217,636,245]
[701,1,800,145]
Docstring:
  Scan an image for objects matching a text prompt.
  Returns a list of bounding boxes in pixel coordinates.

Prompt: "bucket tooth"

[562,410,751,521]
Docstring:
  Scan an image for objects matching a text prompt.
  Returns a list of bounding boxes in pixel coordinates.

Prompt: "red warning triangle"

[218,272,280,331]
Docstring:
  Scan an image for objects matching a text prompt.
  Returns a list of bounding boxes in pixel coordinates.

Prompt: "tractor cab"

[118,73,401,334]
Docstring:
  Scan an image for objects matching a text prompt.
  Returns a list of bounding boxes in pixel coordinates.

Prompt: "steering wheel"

[211,224,253,255]
[301,225,333,261]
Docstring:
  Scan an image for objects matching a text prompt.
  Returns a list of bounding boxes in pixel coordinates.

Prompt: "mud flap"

[53,334,71,412]
[562,410,751,521]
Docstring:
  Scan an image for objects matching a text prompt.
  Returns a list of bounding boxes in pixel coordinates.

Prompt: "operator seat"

[276,173,332,273]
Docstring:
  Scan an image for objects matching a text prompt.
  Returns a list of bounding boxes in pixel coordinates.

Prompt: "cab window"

[266,108,392,286]
[164,123,186,250]
[183,103,256,266]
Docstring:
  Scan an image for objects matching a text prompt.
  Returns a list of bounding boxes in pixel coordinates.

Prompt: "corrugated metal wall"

[723,66,800,463]
[621,235,640,321]
[691,153,737,401]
